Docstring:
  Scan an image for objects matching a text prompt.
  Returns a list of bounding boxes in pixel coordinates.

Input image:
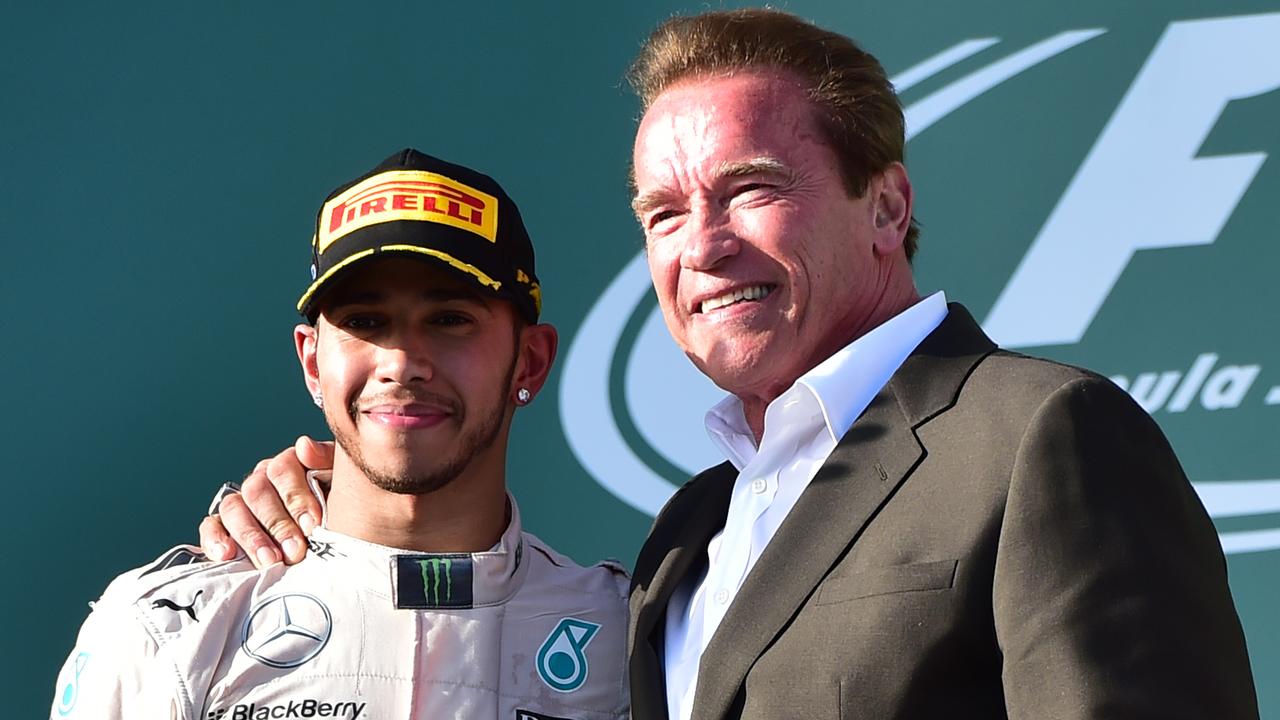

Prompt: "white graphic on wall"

[560,14,1280,554]
[985,14,1280,347]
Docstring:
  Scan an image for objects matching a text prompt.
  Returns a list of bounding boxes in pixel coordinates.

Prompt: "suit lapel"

[689,387,922,720]
[688,303,996,720]
[630,462,737,720]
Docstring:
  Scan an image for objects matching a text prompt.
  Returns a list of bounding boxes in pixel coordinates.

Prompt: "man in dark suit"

[622,8,1257,720]
[198,8,1258,719]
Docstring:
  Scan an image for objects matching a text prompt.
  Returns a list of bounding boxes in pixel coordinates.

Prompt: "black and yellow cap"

[297,148,542,323]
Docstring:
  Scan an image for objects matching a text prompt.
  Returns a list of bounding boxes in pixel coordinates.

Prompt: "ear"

[870,162,913,256]
[511,322,559,402]
[295,323,321,399]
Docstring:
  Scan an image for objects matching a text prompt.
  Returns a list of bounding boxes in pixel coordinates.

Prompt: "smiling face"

[633,70,914,407]
[295,257,553,496]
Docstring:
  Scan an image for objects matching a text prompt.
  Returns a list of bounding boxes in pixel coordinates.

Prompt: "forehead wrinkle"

[634,87,803,217]
[634,97,707,189]
[631,145,690,215]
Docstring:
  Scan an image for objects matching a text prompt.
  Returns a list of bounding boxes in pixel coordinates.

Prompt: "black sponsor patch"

[140,547,207,577]
[393,554,473,609]
[515,710,574,720]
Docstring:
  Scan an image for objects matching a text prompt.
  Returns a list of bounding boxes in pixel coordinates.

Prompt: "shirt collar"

[305,480,529,610]
[704,292,948,467]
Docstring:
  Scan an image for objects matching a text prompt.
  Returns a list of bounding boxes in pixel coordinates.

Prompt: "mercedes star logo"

[240,593,332,668]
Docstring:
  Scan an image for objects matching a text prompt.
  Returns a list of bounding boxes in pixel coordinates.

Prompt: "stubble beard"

[329,354,517,496]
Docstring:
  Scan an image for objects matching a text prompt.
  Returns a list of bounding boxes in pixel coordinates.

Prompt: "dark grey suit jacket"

[628,304,1257,720]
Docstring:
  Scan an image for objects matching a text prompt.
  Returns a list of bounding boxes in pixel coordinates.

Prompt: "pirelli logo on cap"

[318,170,499,253]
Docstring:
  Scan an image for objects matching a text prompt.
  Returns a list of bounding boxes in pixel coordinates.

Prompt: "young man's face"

[296,257,534,495]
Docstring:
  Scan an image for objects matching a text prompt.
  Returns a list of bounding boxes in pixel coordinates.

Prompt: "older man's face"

[632,71,891,399]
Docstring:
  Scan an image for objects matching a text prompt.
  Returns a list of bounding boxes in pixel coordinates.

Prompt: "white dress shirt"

[663,292,948,720]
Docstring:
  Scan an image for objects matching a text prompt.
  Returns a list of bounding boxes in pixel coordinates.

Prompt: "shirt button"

[750,478,767,494]
[714,589,729,604]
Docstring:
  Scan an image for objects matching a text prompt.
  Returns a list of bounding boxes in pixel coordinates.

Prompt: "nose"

[680,206,740,271]
[374,327,434,385]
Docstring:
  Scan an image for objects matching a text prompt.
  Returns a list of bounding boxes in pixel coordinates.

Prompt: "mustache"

[350,389,460,415]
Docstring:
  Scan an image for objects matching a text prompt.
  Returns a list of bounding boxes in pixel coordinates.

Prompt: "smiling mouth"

[363,410,448,430]
[357,400,455,429]
[699,285,775,314]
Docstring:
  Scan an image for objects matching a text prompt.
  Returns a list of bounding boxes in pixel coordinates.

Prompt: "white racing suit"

[51,498,630,719]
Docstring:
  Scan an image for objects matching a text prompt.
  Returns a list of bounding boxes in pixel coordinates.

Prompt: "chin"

[694,339,769,382]
[697,356,766,395]
[366,461,460,496]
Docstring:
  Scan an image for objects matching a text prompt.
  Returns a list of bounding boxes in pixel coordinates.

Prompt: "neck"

[324,451,510,553]
[739,278,922,442]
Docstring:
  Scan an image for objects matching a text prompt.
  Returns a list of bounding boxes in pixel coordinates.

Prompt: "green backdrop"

[5,1,1277,716]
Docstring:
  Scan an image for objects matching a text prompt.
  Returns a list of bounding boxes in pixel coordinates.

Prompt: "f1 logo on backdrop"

[561,13,1280,553]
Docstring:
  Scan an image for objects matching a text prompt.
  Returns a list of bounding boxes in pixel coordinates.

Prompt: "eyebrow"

[718,157,793,180]
[629,156,795,216]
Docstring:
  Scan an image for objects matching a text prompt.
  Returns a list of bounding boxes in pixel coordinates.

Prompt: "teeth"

[701,285,772,313]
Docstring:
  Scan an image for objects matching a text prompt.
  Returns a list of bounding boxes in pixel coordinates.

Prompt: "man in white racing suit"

[51,148,630,720]
[53,494,628,719]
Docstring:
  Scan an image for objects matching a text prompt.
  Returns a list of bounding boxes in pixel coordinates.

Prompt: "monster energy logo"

[418,557,453,604]
[393,553,473,609]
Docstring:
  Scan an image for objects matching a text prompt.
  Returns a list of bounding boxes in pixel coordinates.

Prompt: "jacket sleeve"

[50,580,184,720]
[993,376,1258,719]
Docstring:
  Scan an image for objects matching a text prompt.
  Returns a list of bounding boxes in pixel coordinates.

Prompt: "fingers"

[266,441,325,542]
[199,514,235,562]
[206,438,332,569]
[295,435,335,471]
[239,452,315,565]
[217,487,284,569]
[201,437,332,570]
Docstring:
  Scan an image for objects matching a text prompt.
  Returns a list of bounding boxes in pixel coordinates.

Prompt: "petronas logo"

[536,618,600,692]
[418,557,453,605]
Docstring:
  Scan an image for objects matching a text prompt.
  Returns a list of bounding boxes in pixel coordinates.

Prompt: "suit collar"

[890,303,996,425]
